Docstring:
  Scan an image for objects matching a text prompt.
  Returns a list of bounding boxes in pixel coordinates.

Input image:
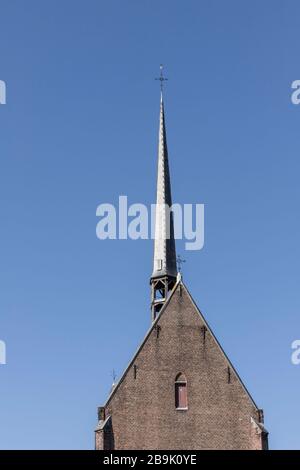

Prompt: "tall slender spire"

[152,93,177,279]
[150,75,177,322]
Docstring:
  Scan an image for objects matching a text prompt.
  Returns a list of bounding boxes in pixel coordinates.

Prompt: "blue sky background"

[0,0,299,449]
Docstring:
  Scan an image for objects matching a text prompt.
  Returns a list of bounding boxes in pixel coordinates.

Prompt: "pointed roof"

[151,93,177,279]
[104,278,260,412]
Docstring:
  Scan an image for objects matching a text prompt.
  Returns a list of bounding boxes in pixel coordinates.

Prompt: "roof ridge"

[103,279,260,412]
[104,278,181,406]
[181,281,259,410]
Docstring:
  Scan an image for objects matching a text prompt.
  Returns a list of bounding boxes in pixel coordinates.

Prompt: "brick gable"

[95,281,268,450]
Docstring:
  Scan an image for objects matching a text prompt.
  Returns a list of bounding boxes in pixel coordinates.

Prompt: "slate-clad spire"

[151,93,177,279]
[150,84,177,322]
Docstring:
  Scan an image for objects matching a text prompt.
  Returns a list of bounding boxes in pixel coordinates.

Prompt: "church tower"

[95,76,268,450]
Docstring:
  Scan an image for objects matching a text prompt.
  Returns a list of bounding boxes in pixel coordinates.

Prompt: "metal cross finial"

[176,254,186,273]
[155,64,168,91]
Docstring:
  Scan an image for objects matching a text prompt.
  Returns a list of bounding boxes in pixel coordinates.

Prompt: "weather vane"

[155,64,168,91]
[177,254,186,274]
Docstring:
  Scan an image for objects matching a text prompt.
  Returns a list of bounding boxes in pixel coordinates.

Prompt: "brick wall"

[96,282,267,450]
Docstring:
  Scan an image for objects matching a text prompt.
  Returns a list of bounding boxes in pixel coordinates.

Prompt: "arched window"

[175,373,188,409]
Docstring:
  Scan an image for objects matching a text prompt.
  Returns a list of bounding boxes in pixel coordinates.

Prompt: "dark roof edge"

[103,278,261,413]
[182,281,260,410]
[103,277,181,407]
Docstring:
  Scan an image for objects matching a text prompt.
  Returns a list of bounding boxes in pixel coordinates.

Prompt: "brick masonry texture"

[95,282,268,450]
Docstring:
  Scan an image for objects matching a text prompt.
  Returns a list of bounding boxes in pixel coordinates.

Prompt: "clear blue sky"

[0,0,299,450]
